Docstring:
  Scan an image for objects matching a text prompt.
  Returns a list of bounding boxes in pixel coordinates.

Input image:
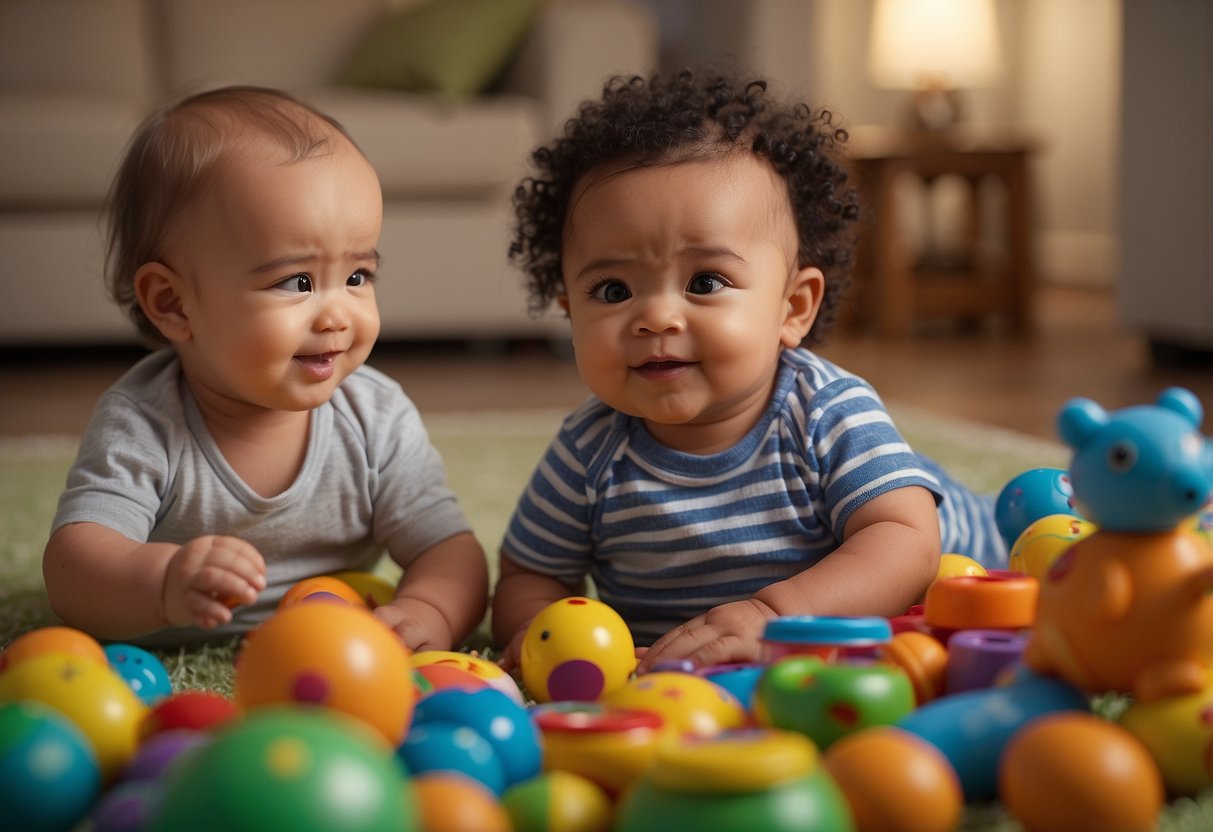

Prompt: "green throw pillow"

[339,0,547,98]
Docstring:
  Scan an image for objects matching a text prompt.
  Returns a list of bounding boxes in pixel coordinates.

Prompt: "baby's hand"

[162,535,266,629]
[374,598,453,653]
[635,598,776,674]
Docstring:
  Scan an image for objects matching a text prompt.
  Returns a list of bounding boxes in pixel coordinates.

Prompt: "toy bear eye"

[1107,441,1138,473]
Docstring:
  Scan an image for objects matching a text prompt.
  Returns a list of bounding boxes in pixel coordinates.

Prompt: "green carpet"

[4,406,1213,830]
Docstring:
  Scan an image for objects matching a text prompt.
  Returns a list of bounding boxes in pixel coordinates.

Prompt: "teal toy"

[0,701,101,832]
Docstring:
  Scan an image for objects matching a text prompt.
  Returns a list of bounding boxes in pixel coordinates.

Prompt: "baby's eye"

[348,269,375,287]
[274,274,312,293]
[591,279,631,303]
[687,272,726,295]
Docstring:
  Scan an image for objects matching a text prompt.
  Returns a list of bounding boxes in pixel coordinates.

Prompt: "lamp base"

[907,85,964,132]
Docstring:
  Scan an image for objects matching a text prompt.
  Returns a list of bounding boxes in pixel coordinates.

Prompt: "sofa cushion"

[306,88,543,198]
[337,0,545,98]
[0,93,146,206]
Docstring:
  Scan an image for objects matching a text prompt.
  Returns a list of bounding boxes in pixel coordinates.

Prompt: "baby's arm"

[491,552,587,670]
[374,531,488,652]
[42,522,266,640]
[636,485,941,673]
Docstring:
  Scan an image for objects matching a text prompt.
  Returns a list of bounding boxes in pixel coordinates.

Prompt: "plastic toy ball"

[1007,512,1097,579]
[753,656,915,750]
[140,690,239,739]
[412,649,525,703]
[104,643,173,705]
[1058,387,1212,532]
[823,726,962,832]
[331,570,397,608]
[520,596,636,703]
[614,729,853,832]
[148,707,414,832]
[503,770,614,832]
[0,700,101,832]
[1000,712,1163,832]
[233,601,414,746]
[0,651,147,783]
[277,575,368,609]
[397,720,507,795]
[414,663,491,696]
[88,779,162,832]
[936,553,987,580]
[995,467,1078,548]
[412,772,512,832]
[1119,678,1213,795]
[532,702,667,797]
[606,671,747,738]
[878,631,948,705]
[411,687,543,788]
[0,625,107,673]
[122,729,212,782]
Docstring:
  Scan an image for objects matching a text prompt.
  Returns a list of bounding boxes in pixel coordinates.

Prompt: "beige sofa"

[0,0,657,344]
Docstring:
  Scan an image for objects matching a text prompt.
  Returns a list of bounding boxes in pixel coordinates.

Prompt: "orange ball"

[412,772,511,832]
[234,602,414,746]
[0,626,107,674]
[878,631,948,705]
[823,726,962,832]
[277,575,368,609]
[1000,712,1163,832]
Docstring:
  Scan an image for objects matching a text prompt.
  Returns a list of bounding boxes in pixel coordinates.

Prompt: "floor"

[1,285,1210,441]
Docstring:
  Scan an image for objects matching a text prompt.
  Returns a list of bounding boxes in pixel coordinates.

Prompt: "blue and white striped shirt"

[503,348,1003,644]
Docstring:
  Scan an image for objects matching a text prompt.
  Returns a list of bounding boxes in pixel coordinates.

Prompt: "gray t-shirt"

[52,349,471,644]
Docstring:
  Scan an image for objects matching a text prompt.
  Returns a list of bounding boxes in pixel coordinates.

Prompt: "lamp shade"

[868,0,1002,89]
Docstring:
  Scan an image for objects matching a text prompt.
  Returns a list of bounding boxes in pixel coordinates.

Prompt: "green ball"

[149,706,415,832]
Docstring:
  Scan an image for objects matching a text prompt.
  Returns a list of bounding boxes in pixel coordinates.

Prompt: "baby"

[43,87,487,650]
[492,69,1004,672]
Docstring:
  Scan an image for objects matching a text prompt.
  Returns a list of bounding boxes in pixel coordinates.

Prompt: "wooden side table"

[845,126,1037,337]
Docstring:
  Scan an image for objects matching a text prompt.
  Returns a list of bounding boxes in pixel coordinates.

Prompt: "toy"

[149,707,414,832]
[935,553,987,579]
[877,631,948,705]
[532,702,667,797]
[140,690,239,739]
[761,615,891,664]
[397,720,506,794]
[233,601,414,745]
[999,712,1163,832]
[1058,387,1213,532]
[0,624,107,673]
[104,643,173,706]
[896,667,1090,800]
[122,729,212,782]
[0,700,101,832]
[520,596,636,703]
[995,467,1078,548]
[695,662,764,709]
[88,778,162,832]
[922,574,1037,632]
[605,671,747,738]
[1025,526,1213,701]
[0,651,147,783]
[331,570,396,607]
[502,770,613,832]
[943,629,1028,694]
[822,726,962,832]
[753,656,915,750]
[1119,677,1213,795]
[614,729,854,832]
[1007,512,1097,579]
[412,772,512,832]
[411,649,525,703]
[277,575,368,609]
[413,663,491,696]
[409,687,542,790]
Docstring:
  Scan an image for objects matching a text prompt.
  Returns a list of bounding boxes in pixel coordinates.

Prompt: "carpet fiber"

[4,406,1213,830]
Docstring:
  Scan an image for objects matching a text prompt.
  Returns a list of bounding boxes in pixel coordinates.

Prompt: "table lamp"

[868,0,1002,132]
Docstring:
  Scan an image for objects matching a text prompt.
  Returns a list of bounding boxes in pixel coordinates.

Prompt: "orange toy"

[277,575,368,609]
[1024,527,1213,701]
[0,626,107,673]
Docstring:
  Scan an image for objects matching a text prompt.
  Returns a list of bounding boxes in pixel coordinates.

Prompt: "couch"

[0,0,658,345]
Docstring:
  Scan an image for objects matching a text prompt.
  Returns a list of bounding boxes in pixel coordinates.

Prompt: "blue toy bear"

[1057,387,1213,532]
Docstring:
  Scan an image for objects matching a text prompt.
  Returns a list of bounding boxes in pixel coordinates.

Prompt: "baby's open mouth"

[633,359,694,379]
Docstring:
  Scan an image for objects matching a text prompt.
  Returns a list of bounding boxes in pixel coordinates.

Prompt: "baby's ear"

[134,262,191,343]
[780,266,824,348]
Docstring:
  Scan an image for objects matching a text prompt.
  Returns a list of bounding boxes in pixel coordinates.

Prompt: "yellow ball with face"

[520,597,636,704]
[1008,513,1097,579]
[606,672,747,738]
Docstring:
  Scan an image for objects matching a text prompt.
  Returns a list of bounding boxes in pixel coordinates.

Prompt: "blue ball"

[411,687,541,787]
[0,700,101,832]
[397,721,506,795]
[105,643,173,705]
[994,467,1078,548]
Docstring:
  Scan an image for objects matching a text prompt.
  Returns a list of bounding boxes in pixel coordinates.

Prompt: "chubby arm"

[491,552,587,670]
[635,485,941,673]
[374,531,488,652]
[42,522,266,641]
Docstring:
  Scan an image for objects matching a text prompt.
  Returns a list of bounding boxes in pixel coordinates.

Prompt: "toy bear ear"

[1057,397,1107,448]
[1157,387,1204,428]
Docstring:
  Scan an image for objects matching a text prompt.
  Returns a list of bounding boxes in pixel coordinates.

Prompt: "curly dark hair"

[509,68,860,345]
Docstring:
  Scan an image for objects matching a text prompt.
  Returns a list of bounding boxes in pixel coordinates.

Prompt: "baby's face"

[560,153,821,452]
[161,131,383,415]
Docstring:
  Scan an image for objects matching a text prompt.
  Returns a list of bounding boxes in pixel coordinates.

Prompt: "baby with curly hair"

[491,68,1004,672]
